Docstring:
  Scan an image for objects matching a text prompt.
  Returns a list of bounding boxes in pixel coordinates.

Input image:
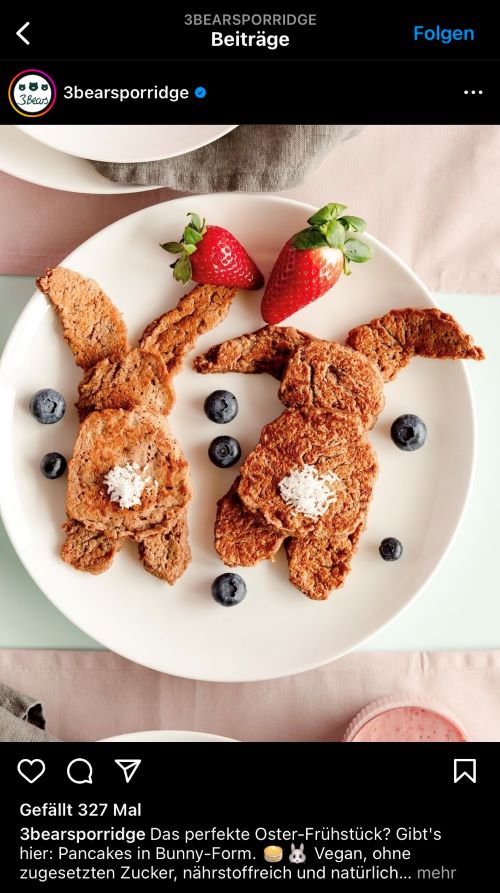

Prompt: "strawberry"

[261,203,372,324]
[161,213,264,290]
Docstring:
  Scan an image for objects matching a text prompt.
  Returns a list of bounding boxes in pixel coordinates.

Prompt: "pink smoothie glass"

[343,695,469,742]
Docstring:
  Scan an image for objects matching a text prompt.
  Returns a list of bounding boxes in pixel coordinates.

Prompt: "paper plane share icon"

[115,759,142,783]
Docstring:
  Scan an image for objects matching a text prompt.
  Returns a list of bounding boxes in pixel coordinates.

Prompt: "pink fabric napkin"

[0,649,498,742]
[1,125,499,294]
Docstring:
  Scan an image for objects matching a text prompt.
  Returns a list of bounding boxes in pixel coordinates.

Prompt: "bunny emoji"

[289,843,306,864]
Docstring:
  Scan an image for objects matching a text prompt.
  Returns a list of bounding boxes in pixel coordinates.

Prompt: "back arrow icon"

[16,22,30,45]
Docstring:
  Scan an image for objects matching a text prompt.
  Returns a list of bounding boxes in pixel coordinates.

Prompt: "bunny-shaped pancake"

[37,267,236,582]
[196,309,484,600]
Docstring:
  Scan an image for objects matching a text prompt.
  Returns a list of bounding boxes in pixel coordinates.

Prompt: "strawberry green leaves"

[161,212,208,284]
[292,202,372,274]
[183,226,203,245]
[307,203,348,226]
[291,218,346,251]
[325,220,346,249]
[340,215,366,233]
[292,229,330,250]
[161,241,183,253]
[187,212,203,232]
[344,238,372,262]
[172,254,192,284]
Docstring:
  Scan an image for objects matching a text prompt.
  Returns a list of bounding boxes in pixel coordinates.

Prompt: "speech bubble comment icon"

[67,758,93,785]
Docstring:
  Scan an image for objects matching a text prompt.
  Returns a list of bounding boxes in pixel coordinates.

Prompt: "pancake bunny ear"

[347,307,485,382]
[37,267,129,369]
[194,324,314,380]
[139,283,237,377]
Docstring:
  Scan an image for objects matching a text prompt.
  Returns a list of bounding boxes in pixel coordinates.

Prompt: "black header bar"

[1,9,497,123]
[1,10,494,61]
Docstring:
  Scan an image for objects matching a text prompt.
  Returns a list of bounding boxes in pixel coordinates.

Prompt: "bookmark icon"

[453,758,476,784]
[115,759,141,783]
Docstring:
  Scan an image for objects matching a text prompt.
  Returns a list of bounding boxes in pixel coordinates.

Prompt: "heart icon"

[17,759,46,784]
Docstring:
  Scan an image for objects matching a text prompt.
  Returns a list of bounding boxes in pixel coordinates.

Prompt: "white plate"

[16,124,238,163]
[0,195,475,682]
[101,730,236,743]
[0,126,157,194]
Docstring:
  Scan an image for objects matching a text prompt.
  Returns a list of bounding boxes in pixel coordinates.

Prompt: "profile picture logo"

[8,69,56,117]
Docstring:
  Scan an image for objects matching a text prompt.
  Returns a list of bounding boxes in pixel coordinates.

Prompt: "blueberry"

[391,414,427,451]
[40,452,67,479]
[29,389,66,424]
[211,573,247,606]
[379,537,403,561]
[208,436,241,468]
[204,390,238,424]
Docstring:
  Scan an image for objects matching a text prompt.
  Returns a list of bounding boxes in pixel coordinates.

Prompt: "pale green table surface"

[0,276,498,652]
